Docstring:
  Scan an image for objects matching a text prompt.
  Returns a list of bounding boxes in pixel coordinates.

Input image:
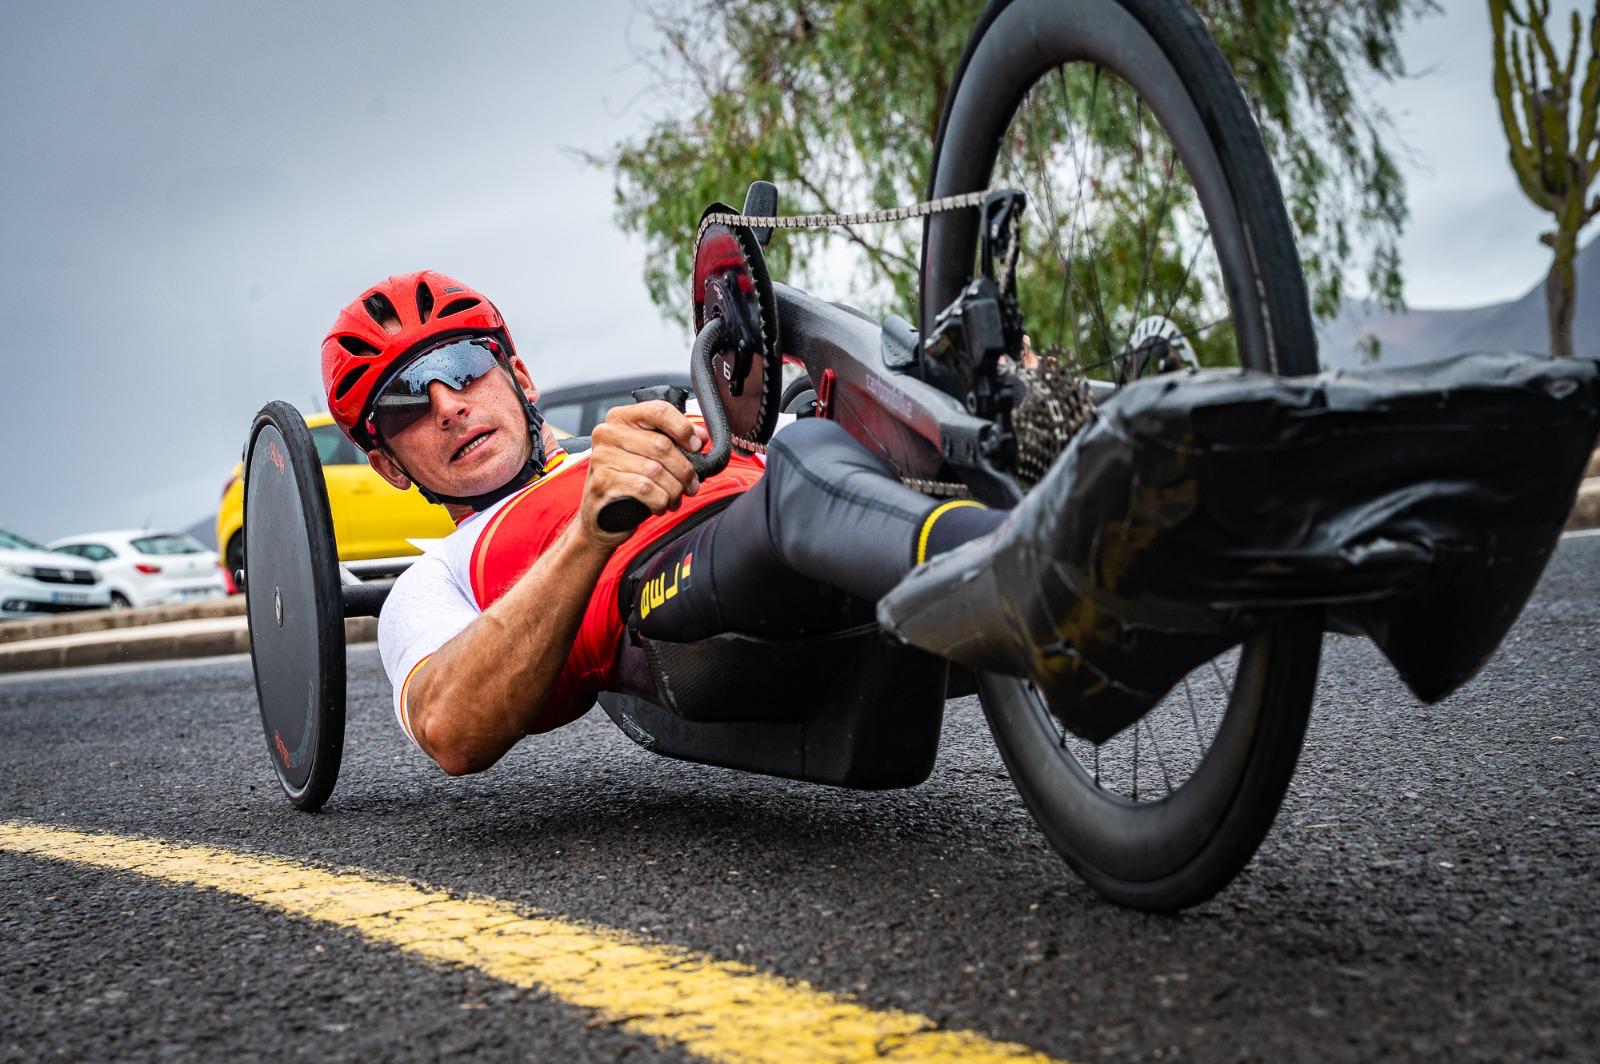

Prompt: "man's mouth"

[451,429,495,462]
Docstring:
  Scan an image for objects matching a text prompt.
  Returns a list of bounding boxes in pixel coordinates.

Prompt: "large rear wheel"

[923,0,1323,910]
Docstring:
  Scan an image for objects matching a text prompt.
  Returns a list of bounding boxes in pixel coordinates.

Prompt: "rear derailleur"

[922,190,1029,462]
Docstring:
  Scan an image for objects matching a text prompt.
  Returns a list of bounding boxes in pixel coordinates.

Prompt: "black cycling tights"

[628,419,1005,643]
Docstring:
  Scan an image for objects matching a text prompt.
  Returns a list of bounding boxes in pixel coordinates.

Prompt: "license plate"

[51,591,88,605]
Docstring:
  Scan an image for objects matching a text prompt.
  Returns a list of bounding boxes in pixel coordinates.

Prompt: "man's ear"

[367,448,412,491]
[509,357,539,404]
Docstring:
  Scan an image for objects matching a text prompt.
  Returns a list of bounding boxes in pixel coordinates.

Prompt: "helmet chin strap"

[384,365,549,512]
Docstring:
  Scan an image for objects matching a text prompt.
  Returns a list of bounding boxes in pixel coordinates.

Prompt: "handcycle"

[240,0,1600,911]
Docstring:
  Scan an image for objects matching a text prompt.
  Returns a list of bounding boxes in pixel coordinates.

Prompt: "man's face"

[369,358,540,500]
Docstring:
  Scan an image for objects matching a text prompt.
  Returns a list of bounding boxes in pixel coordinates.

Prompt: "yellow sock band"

[915,499,989,565]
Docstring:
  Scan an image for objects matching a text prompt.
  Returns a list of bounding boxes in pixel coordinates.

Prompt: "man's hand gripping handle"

[595,317,734,533]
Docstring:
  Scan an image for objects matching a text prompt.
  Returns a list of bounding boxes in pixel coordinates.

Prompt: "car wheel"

[110,592,131,610]
[225,535,244,594]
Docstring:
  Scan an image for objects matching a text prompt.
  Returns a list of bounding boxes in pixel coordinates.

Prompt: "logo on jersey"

[639,553,692,620]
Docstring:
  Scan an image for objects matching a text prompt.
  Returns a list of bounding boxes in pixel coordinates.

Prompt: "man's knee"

[766,418,892,481]
[766,417,853,464]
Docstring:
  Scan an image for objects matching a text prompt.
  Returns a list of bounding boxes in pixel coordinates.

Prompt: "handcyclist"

[323,271,1008,776]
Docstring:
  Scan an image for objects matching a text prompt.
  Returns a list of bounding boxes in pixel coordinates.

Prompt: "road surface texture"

[1,535,1596,1062]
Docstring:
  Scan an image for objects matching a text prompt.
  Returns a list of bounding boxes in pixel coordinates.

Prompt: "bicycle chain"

[695,190,993,247]
[704,191,995,499]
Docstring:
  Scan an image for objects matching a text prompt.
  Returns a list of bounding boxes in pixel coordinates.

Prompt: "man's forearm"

[408,521,613,774]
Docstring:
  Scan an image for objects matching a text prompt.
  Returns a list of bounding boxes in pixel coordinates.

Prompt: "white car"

[0,527,110,619]
[48,530,226,610]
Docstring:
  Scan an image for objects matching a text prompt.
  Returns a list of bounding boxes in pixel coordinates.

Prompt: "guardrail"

[0,596,245,644]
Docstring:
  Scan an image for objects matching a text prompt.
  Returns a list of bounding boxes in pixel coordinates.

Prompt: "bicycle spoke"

[1159,222,1214,329]
[1075,230,1120,365]
[999,126,1024,189]
[1136,152,1179,334]
[1131,722,1140,802]
[1021,91,1077,335]
[1030,647,1249,805]
[1132,97,1150,339]
[1079,70,1119,364]
[1052,71,1090,360]
[1144,720,1175,797]
[1179,316,1231,342]
[1068,347,1127,375]
[1060,66,1103,360]
[1183,676,1204,752]
[1058,67,1096,271]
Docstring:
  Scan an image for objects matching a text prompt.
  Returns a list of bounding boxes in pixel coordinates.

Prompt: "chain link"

[900,476,974,498]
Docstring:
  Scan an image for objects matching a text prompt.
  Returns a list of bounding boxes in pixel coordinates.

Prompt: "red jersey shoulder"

[468,451,765,610]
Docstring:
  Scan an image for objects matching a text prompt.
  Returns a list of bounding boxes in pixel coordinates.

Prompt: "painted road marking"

[0,821,1060,1063]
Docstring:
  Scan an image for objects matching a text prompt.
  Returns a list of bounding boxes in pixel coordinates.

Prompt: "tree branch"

[1580,8,1600,176]
[1496,1,1560,206]
[1530,0,1565,77]
[791,171,918,278]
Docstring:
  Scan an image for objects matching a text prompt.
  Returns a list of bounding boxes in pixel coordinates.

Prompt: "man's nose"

[428,379,469,423]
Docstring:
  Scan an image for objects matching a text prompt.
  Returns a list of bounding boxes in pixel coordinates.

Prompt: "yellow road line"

[0,820,1061,1063]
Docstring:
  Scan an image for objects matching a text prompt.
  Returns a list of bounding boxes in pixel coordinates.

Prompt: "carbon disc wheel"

[923,0,1323,910]
[243,401,345,812]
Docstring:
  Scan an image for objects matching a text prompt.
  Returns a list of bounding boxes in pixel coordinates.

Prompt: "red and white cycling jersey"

[377,445,766,749]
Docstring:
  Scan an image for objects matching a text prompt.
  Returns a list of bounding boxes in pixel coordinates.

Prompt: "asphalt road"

[2,534,1596,1062]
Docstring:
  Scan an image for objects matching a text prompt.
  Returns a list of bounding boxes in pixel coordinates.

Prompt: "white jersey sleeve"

[373,454,589,750]
[377,550,478,748]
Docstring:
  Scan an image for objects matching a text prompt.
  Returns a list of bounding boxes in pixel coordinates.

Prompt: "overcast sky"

[0,0,1591,542]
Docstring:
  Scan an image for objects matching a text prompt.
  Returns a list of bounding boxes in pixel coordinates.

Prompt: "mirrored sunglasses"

[368,336,506,441]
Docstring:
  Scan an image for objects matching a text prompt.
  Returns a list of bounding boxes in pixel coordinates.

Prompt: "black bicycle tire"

[779,374,816,414]
[922,0,1322,910]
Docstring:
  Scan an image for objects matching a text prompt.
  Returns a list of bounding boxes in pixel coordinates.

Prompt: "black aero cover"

[878,352,1600,743]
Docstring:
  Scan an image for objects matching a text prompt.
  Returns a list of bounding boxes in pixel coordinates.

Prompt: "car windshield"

[0,528,44,551]
[132,534,205,556]
[309,424,363,466]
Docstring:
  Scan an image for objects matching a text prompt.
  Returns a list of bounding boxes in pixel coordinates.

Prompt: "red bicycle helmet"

[321,270,519,452]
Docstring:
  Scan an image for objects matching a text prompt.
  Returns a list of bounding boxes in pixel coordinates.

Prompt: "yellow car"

[215,411,456,590]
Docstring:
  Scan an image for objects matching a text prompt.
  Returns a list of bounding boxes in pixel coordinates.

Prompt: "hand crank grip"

[594,317,732,534]
[596,497,651,533]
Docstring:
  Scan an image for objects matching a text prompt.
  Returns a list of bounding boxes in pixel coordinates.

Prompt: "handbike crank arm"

[595,317,734,533]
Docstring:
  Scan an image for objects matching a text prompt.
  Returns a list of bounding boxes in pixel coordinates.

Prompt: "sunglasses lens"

[372,338,502,440]
[372,393,433,438]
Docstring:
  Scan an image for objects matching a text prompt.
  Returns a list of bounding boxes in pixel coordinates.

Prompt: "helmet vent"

[437,297,481,318]
[337,335,381,358]
[333,365,369,401]
[416,282,435,324]
[362,292,403,334]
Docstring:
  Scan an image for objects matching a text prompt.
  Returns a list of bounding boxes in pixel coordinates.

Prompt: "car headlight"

[1,564,37,579]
